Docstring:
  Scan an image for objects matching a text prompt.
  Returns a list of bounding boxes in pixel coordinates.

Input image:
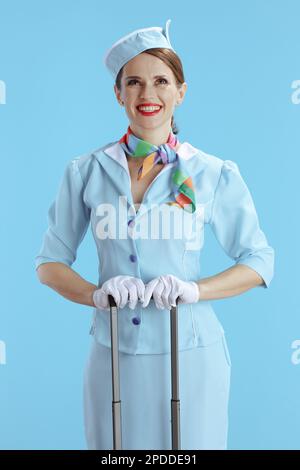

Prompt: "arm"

[196,263,264,301]
[37,262,97,307]
[196,159,275,301]
[35,158,96,306]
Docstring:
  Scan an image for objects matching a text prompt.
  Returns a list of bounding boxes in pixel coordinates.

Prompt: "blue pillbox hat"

[103,19,176,80]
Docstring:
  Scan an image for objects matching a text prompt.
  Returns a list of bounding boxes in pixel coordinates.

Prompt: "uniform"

[35,139,275,449]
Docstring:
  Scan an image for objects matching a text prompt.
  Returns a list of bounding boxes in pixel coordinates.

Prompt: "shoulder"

[181,141,240,181]
[65,140,117,182]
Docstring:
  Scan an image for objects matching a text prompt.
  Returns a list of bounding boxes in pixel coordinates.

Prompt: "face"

[114,52,187,137]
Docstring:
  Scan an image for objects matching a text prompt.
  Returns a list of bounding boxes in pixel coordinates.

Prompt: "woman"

[35,19,275,450]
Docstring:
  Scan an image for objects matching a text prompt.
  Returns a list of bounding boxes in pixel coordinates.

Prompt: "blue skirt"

[83,335,231,450]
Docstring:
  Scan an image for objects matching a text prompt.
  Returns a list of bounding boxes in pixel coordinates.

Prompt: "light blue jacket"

[35,140,275,354]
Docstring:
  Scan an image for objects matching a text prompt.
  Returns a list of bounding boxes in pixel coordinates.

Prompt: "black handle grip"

[108,294,179,308]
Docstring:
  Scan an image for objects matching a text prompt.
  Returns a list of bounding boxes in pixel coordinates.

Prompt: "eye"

[158,78,168,84]
[127,79,139,85]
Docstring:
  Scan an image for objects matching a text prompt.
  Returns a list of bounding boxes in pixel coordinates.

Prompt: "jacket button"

[129,254,137,262]
[132,316,141,325]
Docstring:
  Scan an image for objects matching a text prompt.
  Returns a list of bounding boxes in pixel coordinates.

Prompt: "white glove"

[93,275,145,310]
[142,274,200,310]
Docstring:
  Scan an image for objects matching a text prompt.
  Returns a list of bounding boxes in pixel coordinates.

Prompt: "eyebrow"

[125,75,169,80]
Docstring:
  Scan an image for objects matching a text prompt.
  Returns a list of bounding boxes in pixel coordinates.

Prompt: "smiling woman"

[114,48,187,140]
[35,18,274,451]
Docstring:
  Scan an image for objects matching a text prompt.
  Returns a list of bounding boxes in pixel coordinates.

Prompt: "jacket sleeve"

[35,159,91,270]
[209,159,275,288]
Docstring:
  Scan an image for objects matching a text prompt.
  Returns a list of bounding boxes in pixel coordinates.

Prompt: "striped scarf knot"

[119,126,196,213]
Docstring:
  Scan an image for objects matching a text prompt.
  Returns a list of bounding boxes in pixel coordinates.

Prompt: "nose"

[139,82,158,100]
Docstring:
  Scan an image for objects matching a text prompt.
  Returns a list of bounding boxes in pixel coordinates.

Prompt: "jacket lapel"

[95,140,200,218]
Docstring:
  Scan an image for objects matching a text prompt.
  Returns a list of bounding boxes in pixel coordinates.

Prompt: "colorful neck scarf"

[119,126,196,213]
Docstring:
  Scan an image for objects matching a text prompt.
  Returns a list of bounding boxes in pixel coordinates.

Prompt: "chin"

[131,119,162,128]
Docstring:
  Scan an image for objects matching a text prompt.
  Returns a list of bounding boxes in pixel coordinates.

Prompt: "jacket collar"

[93,140,200,218]
[102,140,199,176]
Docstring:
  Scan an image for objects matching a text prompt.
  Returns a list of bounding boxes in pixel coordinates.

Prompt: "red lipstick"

[136,103,162,116]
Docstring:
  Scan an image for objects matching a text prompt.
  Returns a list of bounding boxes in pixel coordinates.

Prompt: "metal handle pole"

[109,294,122,450]
[108,294,181,450]
[170,297,181,450]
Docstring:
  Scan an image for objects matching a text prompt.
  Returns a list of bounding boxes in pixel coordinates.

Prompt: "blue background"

[0,0,299,450]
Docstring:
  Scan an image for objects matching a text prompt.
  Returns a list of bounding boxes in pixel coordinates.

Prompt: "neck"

[129,123,172,147]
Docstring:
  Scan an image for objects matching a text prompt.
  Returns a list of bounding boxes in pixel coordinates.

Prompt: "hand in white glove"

[92,275,145,310]
[142,274,200,310]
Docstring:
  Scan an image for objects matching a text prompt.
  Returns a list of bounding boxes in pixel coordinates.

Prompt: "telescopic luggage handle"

[108,294,181,451]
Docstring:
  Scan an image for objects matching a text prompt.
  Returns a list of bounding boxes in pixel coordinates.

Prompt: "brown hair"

[115,48,185,135]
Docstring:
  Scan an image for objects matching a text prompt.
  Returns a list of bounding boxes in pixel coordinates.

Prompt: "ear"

[114,84,123,106]
[114,84,120,100]
[177,82,187,105]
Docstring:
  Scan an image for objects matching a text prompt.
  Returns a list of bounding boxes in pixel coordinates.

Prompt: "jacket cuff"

[235,250,275,288]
